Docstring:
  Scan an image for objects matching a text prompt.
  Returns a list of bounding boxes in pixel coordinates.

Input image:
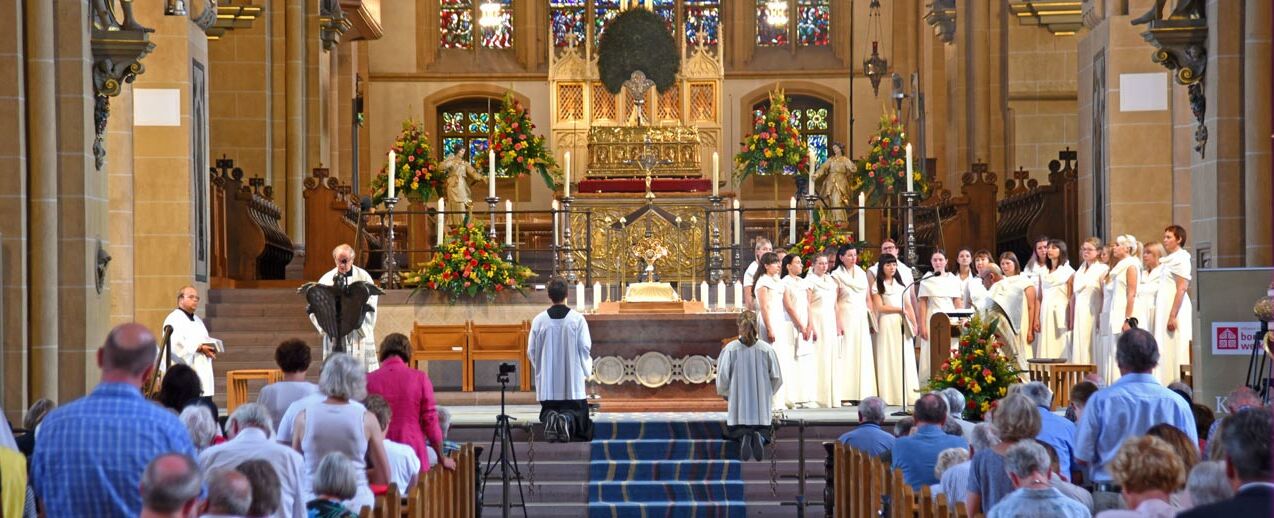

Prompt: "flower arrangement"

[786,216,862,267]
[925,313,1021,419]
[856,112,927,203]
[734,87,810,180]
[403,222,535,301]
[369,119,442,205]
[487,91,560,189]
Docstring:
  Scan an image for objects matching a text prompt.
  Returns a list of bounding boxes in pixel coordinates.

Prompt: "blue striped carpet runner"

[587,420,746,518]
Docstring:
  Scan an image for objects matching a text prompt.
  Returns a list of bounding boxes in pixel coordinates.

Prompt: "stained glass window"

[467,112,490,133]
[790,109,803,130]
[756,0,788,47]
[751,94,834,175]
[796,0,830,46]
[594,0,621,49]
[442,137,465,157]
[442,112,465,134]
[440,0,474,49]
[480,0,513,49]
[807,134,828,166]
[804,107,828,131]
[550,0,586,47]
[438,99,514,177]
[684,0,720,46]
[653,0,676,34]
[467,138,489,163]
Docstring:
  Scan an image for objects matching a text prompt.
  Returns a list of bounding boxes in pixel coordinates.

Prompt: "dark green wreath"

[597,9,679,94]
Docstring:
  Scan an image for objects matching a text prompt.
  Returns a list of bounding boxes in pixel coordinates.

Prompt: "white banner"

[1210,322,1265,356]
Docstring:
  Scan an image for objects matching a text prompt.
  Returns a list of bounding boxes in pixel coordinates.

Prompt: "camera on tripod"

[497,362,516,384]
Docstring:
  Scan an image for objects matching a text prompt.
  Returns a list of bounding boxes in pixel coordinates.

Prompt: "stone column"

[1244,0,1271,265]
[1191,0,1246,267]
[108,86,136,328]
[25,0,59,403]
[0,0,30,423]
[286,0,306,243]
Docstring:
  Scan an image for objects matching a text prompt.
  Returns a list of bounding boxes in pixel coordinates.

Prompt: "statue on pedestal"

[440,147,484,227]
[812,143,856,222]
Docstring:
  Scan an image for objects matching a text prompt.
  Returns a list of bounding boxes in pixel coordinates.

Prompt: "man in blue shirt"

[839,396,895,457]
[892,393,968,488]
[33,323,197,517]
[1075,328,1196,512]
[1017,381,1077,479]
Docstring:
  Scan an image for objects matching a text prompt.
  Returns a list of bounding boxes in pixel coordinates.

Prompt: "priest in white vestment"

[161,286,219,396]
[982,264,1037,372]
[528,278,594,442]
[311,244,379,371]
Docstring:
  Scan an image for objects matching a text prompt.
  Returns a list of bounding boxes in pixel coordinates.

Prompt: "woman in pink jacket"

[366,333,456,471]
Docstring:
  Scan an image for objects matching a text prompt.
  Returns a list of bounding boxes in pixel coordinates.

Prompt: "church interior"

[1,0,1272,516]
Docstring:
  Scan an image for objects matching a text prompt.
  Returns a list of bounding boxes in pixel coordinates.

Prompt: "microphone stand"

[890,267,931,416]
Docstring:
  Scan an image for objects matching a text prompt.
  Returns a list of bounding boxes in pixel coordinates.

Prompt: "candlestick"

[435,198,445,246]
[551,200,560,248]
[905,143,914,193]
[575,282,586,312]
[858,191,867,240]
[716,280,727,310]
[564,151,571,198]
[387,150,396,199]
[488,149,496,199]
[711,152,720,197]
[733,199,742,247]
[733,281,744,310]
[504,200,513,246]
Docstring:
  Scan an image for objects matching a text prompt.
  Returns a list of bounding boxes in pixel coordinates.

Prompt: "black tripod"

[480,363,528,518]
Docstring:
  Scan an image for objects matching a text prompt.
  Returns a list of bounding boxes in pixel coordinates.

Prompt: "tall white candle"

[905,143,914,193]
[733,281,744,310]
[436,198,446,245]
[733,199,742,246]
[857,192,867,240]
[387,150,396,199]
[716,280,727,310]
[711,152,720,197]
[592,282,602,311]
[564,151,571,198]
[575,282,586,312]
[488,149,496,199]
[808,148,817,196]
[788,196,797,244]
[504,200,513,246]
[700,281,710,307]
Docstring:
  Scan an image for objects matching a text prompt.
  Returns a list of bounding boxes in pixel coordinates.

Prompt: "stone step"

[511,459,824,483]
[207,304,310,318]
[209,288,306,304]
[204,318,318,333]
[487,501,822,518]
[482,480,824,506]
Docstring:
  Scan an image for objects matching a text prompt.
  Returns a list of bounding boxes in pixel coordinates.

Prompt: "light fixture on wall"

[765,1,789,27]
[479,1,504,28]
[862,0,888,95]
[165,0,187,16]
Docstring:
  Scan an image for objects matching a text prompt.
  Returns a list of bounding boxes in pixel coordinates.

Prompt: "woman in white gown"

[1096,239,1139,384]
[1067,237,1108,364]
[781,255,817,407]
[830,244,876,404]
[960,248,991,310]
[1036,239,1074,360]
[1155,225,1194,386]
[1135,243,1166,333]
[872,254,919,407]
[993,252,1038,370]
[916,250,963,381]
[807,254,841,408]
[1023,236,1051,280]
[754,252,787,408]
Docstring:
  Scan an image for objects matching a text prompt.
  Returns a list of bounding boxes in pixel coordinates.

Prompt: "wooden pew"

[402,443,477,518]
[996,149,1078,265]
[209,160,294,281]
[303,167,392,281]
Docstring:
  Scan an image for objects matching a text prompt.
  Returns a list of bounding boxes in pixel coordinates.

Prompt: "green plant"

[596,8,679,94]
[855,111,927,203]
[734,87,810,180]
[925,313,1021,419]
[485,91,559,190]
[369,119,442,205]
[404,222,535,302]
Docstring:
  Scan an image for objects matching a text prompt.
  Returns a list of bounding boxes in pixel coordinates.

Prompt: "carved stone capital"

[1141,18,1207,85]
[924,0,957,44]
[319,0,351,51]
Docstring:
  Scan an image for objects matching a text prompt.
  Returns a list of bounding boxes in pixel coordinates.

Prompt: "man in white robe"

[161,286,219,397]
[983,265,1037,372]
[528,278,593,442]
[311,244,379,371]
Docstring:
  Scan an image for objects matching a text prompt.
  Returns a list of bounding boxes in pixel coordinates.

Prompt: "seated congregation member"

[717,311,782,462]
[528,278,594,443]
[941,422,998,506]
[33,323,196,517]
[1016,382,1076,479]
[940,387,976,437]
[1067,381,1099,422]
[838,396,894,458]
[1095,435,1185,518]
[292,353,390,513]
[258,338,320,430]
[178,404,220,453]
[985,440,1090,518]
[1076,329,1196,512]
[234,459,282,518]
[366,333,452,469]
[1144,423,1199,507]
[967,394,1042,514]
[1184,461,1233,508]
[1179,409,1274,517]
[140,453,202,518]
[892,393,968,488]
[933,448,970,499]
[15,398,54,459]
[1039,442,1094,511]
[307,453,360,518]
[201,469,253,518]
[894,417,915,438]
[158,363,220,421]
[365,395,422,496]
[199,402,307,518]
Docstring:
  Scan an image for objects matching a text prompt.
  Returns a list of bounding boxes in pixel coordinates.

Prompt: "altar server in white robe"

[781,255,817,407]
[831,244,876,403]
[1036,239,1074,359]
[312,244,380,371]
[1154,225,1194,386]
[916,250,963,381]
[529,278,594,442]
[807,254,841,408]
[1096,239,1139,384]
[162,286,219,396]
[717,310,782,462]
[754,252,788,408]
[986,255,1038,371]
[1067,237,1108,364]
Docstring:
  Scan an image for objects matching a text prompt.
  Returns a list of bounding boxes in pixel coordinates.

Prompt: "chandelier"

[766,1,789,27]
[862,0,888,95]
[478,1,503,28]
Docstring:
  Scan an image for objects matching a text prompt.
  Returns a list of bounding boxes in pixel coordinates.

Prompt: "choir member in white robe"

[1066,238,1108,364]
[161,286,219,396]
[716,311,782,461]
[966,250,996,310]
[781,256,817,407]
[528,278,594,442]
[311,244,380,371]
[754,253,788,408]
[741,237,774,311]
[1022,236,1051,281]
[1135,244,1165,333]
[1154,225,1194,386]
[916,251,963,381]
[872,254,919,407]
[831,245,876,403]
[985,258,1037,372]
[1036,239,1074,360]
[807,255,841,408]
[1096,245,1139,384]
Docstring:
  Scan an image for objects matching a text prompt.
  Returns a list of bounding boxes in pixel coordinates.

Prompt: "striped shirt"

[32,382,196,517]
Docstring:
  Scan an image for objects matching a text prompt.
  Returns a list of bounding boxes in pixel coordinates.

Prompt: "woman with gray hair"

[940,388,975,436]
[966,393,1042,514]
[986,439,1089,518]
[179,404,220,453]
[1184,461,1233,509]
[292,353,390,513]
[306,452,359,518]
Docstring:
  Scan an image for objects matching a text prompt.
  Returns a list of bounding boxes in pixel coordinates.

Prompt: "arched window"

[440,0,513,50]
[437,98,510,176]
[756,0,830,48]
[750,94,833,174]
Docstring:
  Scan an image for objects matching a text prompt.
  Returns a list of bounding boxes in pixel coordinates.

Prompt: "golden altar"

[585,126,703,178]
